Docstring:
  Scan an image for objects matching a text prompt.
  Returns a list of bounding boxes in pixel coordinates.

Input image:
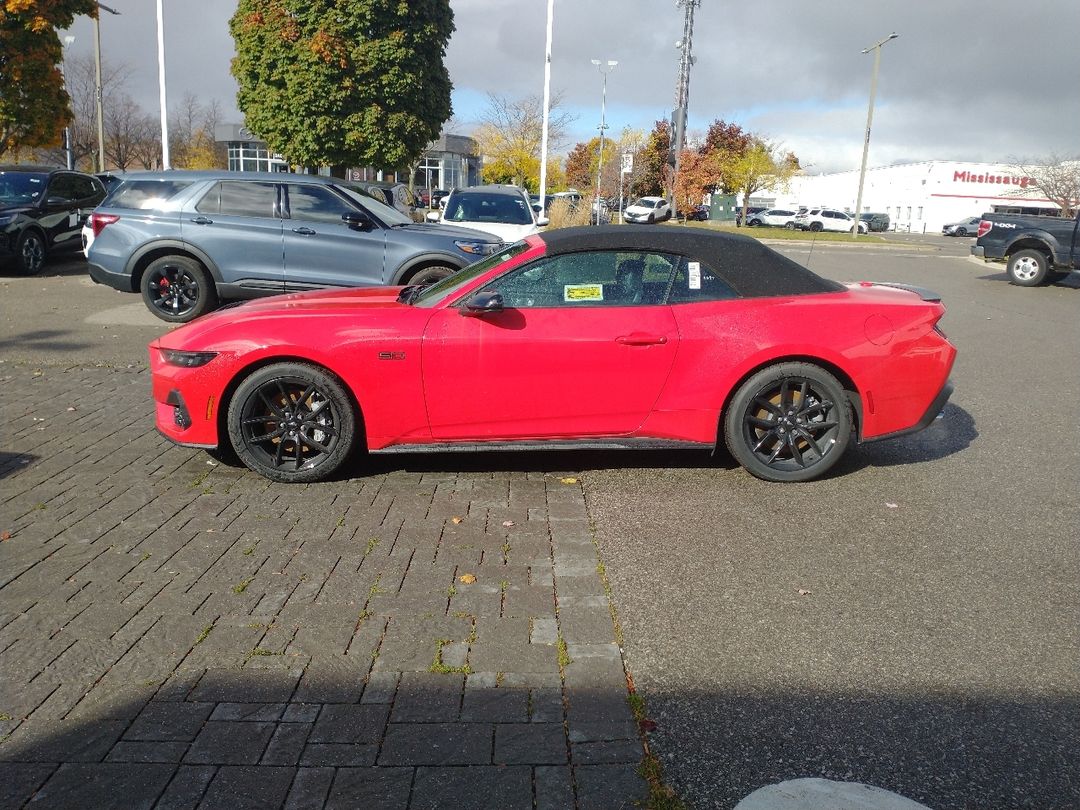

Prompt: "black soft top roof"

[537,225,843,298]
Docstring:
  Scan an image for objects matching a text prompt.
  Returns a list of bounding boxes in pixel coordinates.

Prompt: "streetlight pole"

[852,32,898,239]
[156,0,170,169]
[538,0,555,210]
[61,36,75,170]
[591,59,617,226]
[93,3,120,173]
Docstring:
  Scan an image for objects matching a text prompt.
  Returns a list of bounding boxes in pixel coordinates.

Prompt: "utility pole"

[669,0,700,208]
[93,3,121,173]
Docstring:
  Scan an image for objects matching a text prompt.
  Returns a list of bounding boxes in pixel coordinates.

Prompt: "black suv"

[1,166,106,274]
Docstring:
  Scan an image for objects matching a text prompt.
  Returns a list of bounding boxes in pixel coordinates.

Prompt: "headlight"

[455,240,501,256]
[160,349,218,367]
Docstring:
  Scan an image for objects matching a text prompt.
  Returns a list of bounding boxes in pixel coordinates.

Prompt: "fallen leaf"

[66,406,77,412]
[797,589,812,596]
[450,516,464,524]
[501,520,515,528]
[560,477,579,485]
[639,718,658,733]
[459,573,477,584]
[885,502,899,509]
[0,531,11,542]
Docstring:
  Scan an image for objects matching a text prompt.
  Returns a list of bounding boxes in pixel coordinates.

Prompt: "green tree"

[700,118,753,194]
[628,120,669,199]
[0,0,97,156]
[229,0,454,171]
[719,139,800,223]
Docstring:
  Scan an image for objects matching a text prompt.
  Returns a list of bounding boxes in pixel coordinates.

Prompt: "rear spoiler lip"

[870,282,942,302]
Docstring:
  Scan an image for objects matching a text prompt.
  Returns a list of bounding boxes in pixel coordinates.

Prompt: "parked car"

[624,196,671,224]
[418,188,449,208]
[683,204,710,222]
[1,165,106,274]
[860,212,891,232]
[86,170,502,323]
[427,184,547,242]
[794,207,868,233]
[149,224,956,485]
[942,216,983,237]
[972,210,1080,286]
[735,206,768,226]
[747,208,797,228]
[352,181,417,218]
[83,172,127,256]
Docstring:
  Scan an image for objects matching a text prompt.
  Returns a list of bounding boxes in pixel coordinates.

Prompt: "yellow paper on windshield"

[564,284,604,302]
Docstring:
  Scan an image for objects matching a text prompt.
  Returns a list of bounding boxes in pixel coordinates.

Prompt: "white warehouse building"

[768,160,1058,234]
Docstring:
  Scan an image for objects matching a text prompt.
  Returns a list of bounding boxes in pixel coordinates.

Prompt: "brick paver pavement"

[0,364,647,809]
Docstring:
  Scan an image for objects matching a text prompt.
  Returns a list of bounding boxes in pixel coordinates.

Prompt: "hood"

[392,220,501,244]
[0,203,33,217]
[436,220,537,243]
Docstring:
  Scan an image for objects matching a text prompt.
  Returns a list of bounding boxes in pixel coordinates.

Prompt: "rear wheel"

[141,255,217,322]
[724,362,852,483]
[404,264,455,287]
[227,362,356,483]
[956,227,968,237]
[809,222,823,232]
[784,222,796,230]
[1006,249,1049,287]
[14,230,47,275]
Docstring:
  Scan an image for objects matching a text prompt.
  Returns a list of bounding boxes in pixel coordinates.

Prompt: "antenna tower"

[669,0,701,205]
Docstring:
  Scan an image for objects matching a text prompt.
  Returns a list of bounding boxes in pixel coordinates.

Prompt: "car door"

[281,182,386,289]
[182,180,284,292]
[39,173,85,250]
[421,249,680,440]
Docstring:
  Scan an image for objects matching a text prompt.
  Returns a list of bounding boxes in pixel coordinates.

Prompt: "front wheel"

[724,362,852,483]
[14,230,47,275]
[1006,249,1049,287]
[809,222,823,232]
[784,222,796,230]
[141,255,218,322]
[404,264,455,287]
[227,362,357,483]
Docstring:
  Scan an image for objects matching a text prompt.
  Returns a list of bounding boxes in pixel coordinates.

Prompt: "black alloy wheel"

[724,362,852,483]
[141,255,218,323]
[228,362,356,483]
[15,230,46,275]
[956,227,968,236]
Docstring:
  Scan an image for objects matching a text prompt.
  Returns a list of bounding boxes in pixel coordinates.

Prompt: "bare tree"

[473,92,576,190]
[1009,154,1080,217]
[169,93,226,169]
[106,94,156,171]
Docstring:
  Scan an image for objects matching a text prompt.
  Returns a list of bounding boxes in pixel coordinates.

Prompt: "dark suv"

[1,165,106,274]
[86,171,502,322]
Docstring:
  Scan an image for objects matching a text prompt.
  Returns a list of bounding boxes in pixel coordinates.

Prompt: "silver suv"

[86,170,501,322]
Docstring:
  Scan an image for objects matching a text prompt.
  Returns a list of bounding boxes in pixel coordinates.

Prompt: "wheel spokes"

[744,377,839,471]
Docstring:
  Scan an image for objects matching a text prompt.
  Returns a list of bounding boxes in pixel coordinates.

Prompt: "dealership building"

[763,160,1059,233]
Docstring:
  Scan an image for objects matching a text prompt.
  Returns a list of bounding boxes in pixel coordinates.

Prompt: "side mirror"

[342,210,373,230]
[536,216,550,227]
[461,290,504,316]
[426,211,441,223]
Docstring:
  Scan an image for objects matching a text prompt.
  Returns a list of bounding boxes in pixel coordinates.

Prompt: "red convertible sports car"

[149,226,956,484]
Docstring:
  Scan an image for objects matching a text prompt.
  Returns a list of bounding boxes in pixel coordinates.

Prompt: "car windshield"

[631,198,655,208]
[337,184,413,225]
[444,192,533,226]
[411,241,531,307]
[0,171,48,205]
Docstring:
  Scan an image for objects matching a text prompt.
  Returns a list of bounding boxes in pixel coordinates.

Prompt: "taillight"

[90,212,119,237]
[976,219,992,238]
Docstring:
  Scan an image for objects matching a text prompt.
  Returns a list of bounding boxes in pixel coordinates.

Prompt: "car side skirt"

[371,438,714,454]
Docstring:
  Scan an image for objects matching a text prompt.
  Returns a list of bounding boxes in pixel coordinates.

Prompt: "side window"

[197,181,277,218]
[47,174,78,202]
[669,257,737,304]
[286,184,354,225]
[70,175,99,201]
[488,251,676,308]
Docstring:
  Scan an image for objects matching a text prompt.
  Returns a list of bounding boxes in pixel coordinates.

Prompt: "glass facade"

[227,142,287,173]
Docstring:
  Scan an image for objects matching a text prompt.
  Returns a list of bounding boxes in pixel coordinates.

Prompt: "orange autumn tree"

[0,0,97,156]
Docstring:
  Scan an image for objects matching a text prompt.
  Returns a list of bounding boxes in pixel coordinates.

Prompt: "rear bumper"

[970,245,985,260]
[89,260,137,292]
[862,379,953,444]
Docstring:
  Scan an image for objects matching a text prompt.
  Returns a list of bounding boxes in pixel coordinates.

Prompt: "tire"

[1006,249,1050,287]
[809,222,823,232]
[227,362,357,483]
[141,255,218,322]
[748,219,759,227]
[14,229,47,275]
[404,264,455,286]
[724,362,852,483]
[956,227,968,237]
[647,214,655,224]
[784,222,796,230]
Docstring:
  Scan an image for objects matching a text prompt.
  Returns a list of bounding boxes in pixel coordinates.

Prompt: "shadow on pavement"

[0,330,91,354]
[844,403,977,473]
[0,452,38,480]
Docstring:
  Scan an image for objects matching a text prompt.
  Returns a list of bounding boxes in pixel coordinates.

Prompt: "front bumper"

[149,343,224,448]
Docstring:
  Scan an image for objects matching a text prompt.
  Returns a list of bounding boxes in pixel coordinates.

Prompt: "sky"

[62,0,1080,175]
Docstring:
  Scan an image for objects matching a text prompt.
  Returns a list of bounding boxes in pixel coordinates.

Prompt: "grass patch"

[249,647,278,657]
[556,635,571,669]
[365,537,380,555]
[242,545,256,556]
[428,638,472,675]
[232,578,253,594]
[368,575,385,598]
[193,624,213,645]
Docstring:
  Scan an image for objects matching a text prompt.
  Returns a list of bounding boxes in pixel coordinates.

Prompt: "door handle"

[292,226,316,235]
[190,216,213,225]
[616,333,668,346]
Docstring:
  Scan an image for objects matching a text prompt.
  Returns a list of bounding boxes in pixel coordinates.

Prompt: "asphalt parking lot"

[1,234,1078,809]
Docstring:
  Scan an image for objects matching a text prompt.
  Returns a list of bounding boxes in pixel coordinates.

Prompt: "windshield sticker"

[688,261,701,290]
[564,284,604,302]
